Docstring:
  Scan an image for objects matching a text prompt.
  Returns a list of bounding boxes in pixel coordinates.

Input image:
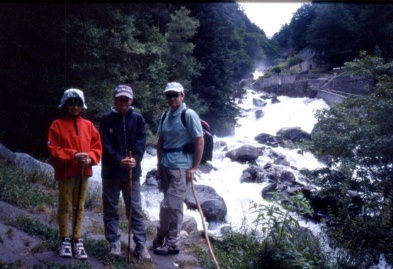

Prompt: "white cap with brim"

[114,85,133,99]
[58,88,87,109]
[164,82,184,93]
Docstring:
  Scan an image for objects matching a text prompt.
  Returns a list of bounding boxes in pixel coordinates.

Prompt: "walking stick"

[73,165,84,242]
[190,178,220,269]
[127,151,133,264]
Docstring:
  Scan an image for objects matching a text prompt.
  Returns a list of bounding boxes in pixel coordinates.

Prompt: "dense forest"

[272,3,393,67]
[0,3,268,157]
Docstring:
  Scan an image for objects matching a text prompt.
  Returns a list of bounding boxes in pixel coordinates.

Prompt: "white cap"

[58,88,87,109]
[114,85,133,99]
[163,82,184,93]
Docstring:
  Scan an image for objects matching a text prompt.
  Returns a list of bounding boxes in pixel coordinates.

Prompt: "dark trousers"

[102,176,146,246]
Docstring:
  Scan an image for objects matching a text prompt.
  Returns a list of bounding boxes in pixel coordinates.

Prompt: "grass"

[6,215,154,268]
[0,161,57,210]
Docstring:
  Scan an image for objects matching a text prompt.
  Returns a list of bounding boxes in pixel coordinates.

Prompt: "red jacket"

[48,116,102,180]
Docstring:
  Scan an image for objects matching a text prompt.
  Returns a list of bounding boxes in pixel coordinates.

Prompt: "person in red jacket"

[47,88,102,260]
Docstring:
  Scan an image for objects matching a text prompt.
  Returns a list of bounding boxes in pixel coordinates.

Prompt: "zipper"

[73,118,79,136]
[122,115,127,157]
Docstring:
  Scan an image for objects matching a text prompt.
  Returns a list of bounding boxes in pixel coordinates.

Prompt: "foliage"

[196,193,332,269]
[0,2,269,155]
[272,3,393,67]
[309,53,393,266]
[0,161,56,209]
[249,194,330,269]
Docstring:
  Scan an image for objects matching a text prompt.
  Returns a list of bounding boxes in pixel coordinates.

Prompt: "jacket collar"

[111,106,134,115]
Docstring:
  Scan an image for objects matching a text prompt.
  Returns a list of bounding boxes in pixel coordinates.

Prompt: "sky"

[238,2,307,38]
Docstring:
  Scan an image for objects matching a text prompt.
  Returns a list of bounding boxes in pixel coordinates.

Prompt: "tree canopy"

[0,3,268,156]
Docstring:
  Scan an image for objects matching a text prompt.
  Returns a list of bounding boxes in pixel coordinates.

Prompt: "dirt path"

[0,200,205,268]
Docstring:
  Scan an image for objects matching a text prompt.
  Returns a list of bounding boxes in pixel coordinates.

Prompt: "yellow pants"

[58,177,88,239]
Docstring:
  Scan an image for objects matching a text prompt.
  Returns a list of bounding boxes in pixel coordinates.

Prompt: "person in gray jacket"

[99,84,151,260]
[153,82,204,255]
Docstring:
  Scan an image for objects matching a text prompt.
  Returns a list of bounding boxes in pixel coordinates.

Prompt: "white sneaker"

[58,237,72,258]
[73,238,88,260]
[109,240,121,256]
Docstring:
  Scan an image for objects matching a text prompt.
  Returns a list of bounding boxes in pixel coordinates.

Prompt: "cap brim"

[163,89,183,93]
[115,93,133,99]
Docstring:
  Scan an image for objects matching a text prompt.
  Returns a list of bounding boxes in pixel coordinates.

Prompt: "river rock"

[271,95,280,104]
[254,133,281,147]
[181,215,198,234]
[185,185,227,222]
[267,150,290,166]
[240,165,267,183]
[214,140,227,149]
[225,145,262,163]
[276,127,311,142]
[144,169,158,187]
[255,110,264,119]
[252,98,267,107]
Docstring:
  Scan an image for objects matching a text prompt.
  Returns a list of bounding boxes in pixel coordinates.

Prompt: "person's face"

[115,96,133,114]
[165,91,184,111]
[65,98,83,117]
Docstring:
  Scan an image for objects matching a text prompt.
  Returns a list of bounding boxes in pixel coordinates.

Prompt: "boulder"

[252,98,267,107]
[254,133,281,147]
[225,145,262,163]
[240,165,267,183]
[181,215,198,234]
[0,144,54,181]
[185,185,227,222]
[271,95,280,104]
[276,127,311,142]
[255,110,264,119]
[144,169,159,187]
[214,140,227,149]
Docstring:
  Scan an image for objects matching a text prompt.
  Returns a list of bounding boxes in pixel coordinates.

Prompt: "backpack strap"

[180,108,189,129]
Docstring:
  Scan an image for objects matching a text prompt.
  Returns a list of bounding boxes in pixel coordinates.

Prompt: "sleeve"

[88,123,102,165]
[47,120,77,161]
[186,110,203,138]
[133,114,146,163]
[99,115,123,164]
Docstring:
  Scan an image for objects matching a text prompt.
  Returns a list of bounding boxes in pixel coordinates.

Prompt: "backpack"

[160,108,214,164]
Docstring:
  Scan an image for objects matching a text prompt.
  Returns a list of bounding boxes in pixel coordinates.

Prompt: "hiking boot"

[151,237,163,250]
[109,240,121,256]
[134,244,152,261]
[58,237,72,258]
[153,244,180,255]
[72,238,88,260]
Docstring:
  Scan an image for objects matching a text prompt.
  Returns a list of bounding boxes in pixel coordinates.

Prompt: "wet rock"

[240,165,267,183]
[276,127,311,142]
[185,185,227,222]
[198,163,216,174]
[279,171,296,184]
[252,98,267,107]
[225,145,262,163]
[144,169,158,187]
[214,140,227,149]
[255,110,264,119]
[271,95,280,104]
[254,133,281,147]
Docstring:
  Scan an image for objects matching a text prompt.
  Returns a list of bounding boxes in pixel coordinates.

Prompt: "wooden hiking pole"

[190,178,220,269]
[127,151,133,264]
